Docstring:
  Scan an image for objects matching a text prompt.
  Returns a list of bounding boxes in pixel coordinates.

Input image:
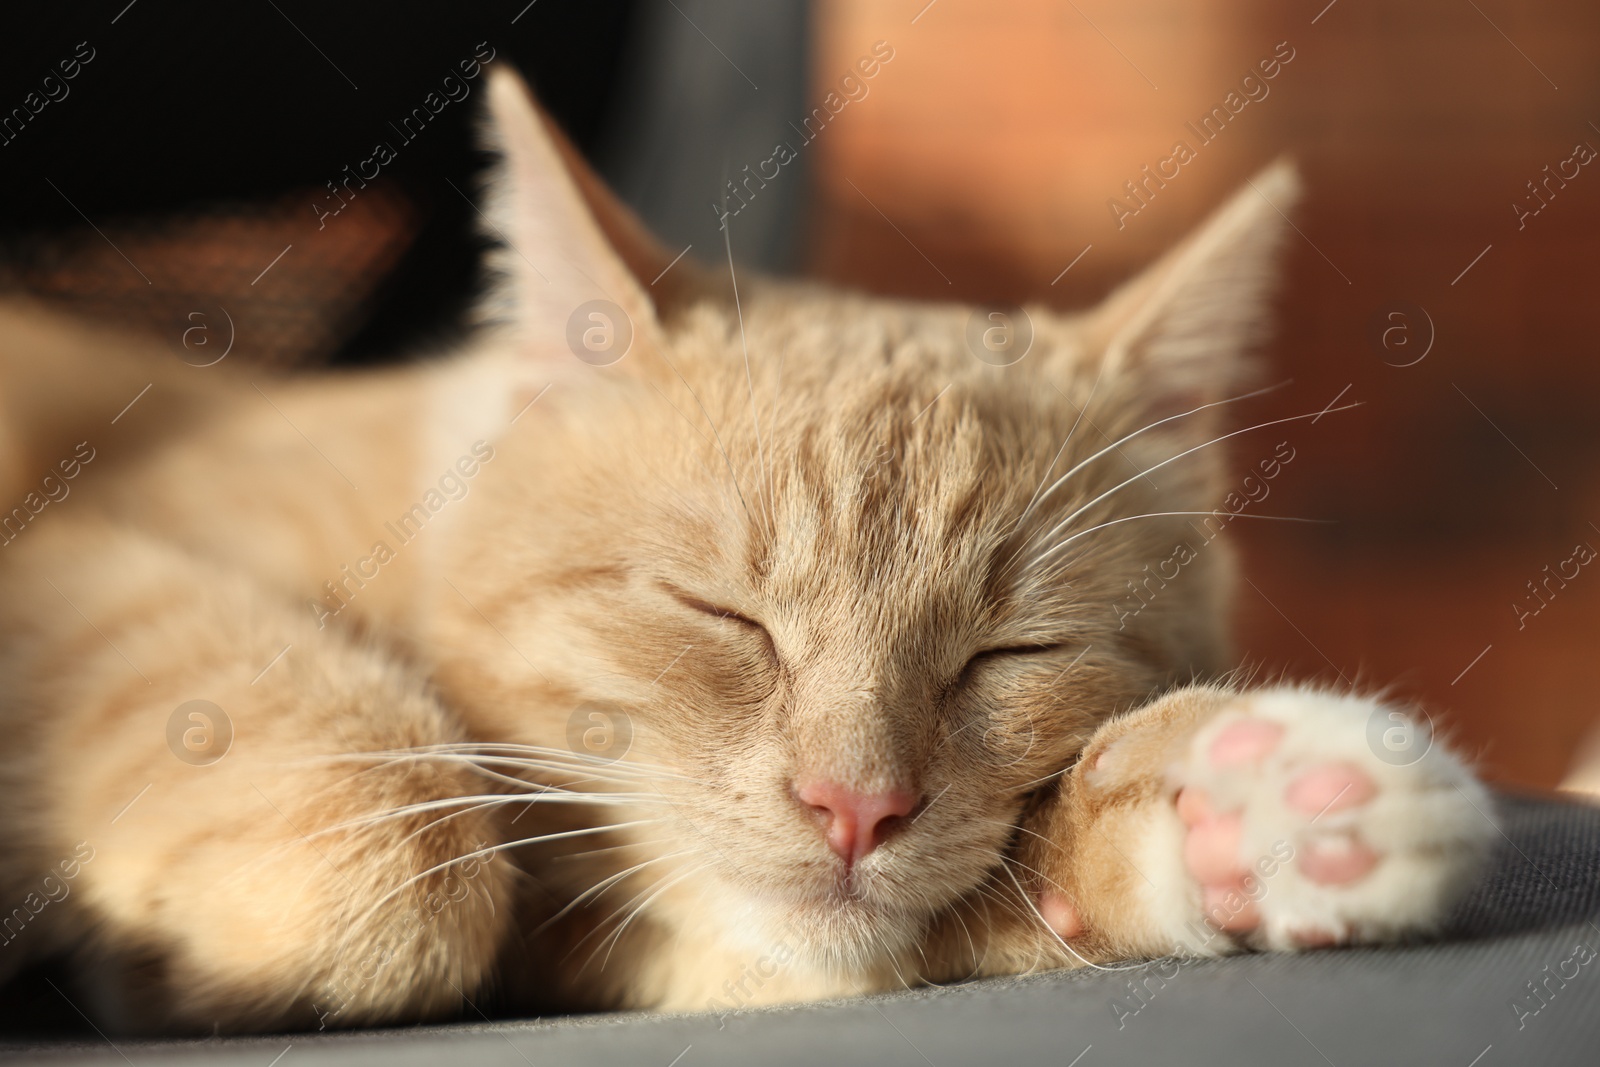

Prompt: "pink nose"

[794,780,919,865]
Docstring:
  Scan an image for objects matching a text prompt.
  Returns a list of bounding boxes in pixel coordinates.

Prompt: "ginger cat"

[0,67,1494,1034]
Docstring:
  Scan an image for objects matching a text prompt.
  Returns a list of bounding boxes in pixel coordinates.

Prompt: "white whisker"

[1013,765,1073,792]
[1032,510,1325,574]
[1009,359,1110,533]
[599,863,706,972]
[322,742,687,778]
[310,794,652,843]
[1024,400,1358,573]
[338,819,661,945]
[536,848,695,932]
[1024,379,1291,524]
[998,861,1147,973]
[722,216,770,529]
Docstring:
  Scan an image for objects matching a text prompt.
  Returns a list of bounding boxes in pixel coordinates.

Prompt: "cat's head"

[442,68,1298,982]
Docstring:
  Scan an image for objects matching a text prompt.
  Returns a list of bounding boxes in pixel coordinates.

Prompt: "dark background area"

[0,0,807,365]
[0,1,630,359]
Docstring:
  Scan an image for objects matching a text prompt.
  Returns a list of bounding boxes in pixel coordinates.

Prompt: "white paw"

[1136,687,1496,952]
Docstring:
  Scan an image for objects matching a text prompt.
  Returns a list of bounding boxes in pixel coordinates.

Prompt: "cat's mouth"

[784,802,1038,937]
[729,849,925,924]
[817,855,891,899]
[776,850,979,932]
[766,864,898,912]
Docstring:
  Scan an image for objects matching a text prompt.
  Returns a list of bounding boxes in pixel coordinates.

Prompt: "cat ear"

[476,65,679,361]
[1085,159,1300,399]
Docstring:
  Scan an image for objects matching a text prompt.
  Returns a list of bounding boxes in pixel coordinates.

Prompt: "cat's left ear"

[476,64,679,362]
[1083,159,1300,399]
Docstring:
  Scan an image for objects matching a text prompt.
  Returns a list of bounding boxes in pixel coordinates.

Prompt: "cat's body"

[0,68,1495,1033]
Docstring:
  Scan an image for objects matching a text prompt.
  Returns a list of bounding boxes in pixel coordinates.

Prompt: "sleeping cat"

[0,66,1494,1034]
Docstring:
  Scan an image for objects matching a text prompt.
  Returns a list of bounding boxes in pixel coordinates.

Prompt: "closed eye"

[665,586,780,669]
[971,643,1065,663]
[661,584,766,632]
[956,643,1067,686]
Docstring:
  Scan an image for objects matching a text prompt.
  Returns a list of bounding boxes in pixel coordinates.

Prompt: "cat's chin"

[774,900,921,971]
[688,839,989,976]
[724,877,932,971]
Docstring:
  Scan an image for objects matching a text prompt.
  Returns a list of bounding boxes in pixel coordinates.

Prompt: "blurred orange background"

[807,0,1600,789]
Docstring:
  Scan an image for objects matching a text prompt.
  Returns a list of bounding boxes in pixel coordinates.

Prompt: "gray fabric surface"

[6,792,1600,1066]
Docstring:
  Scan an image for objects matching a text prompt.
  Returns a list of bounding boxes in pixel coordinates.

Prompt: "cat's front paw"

[1141,688,1496,952]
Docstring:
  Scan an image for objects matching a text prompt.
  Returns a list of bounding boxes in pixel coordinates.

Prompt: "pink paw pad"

[1176,786,1214,827]
[1286,763,1377,818]
[1184,812,1245,884]
[1208,718,1285,768]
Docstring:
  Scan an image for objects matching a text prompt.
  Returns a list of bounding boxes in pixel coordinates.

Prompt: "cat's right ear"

[475,65,678,365]
[1082,159,1301,403]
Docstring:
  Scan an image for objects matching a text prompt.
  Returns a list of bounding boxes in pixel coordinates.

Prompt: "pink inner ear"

[480,65,663,356]
[1084,158,1300,419]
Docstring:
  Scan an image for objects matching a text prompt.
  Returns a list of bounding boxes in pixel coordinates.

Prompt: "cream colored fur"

[0,67,1494,1033]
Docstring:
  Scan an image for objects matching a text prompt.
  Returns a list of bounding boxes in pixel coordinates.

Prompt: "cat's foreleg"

[0,528,519,1033]
[1002,684,1496,965]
